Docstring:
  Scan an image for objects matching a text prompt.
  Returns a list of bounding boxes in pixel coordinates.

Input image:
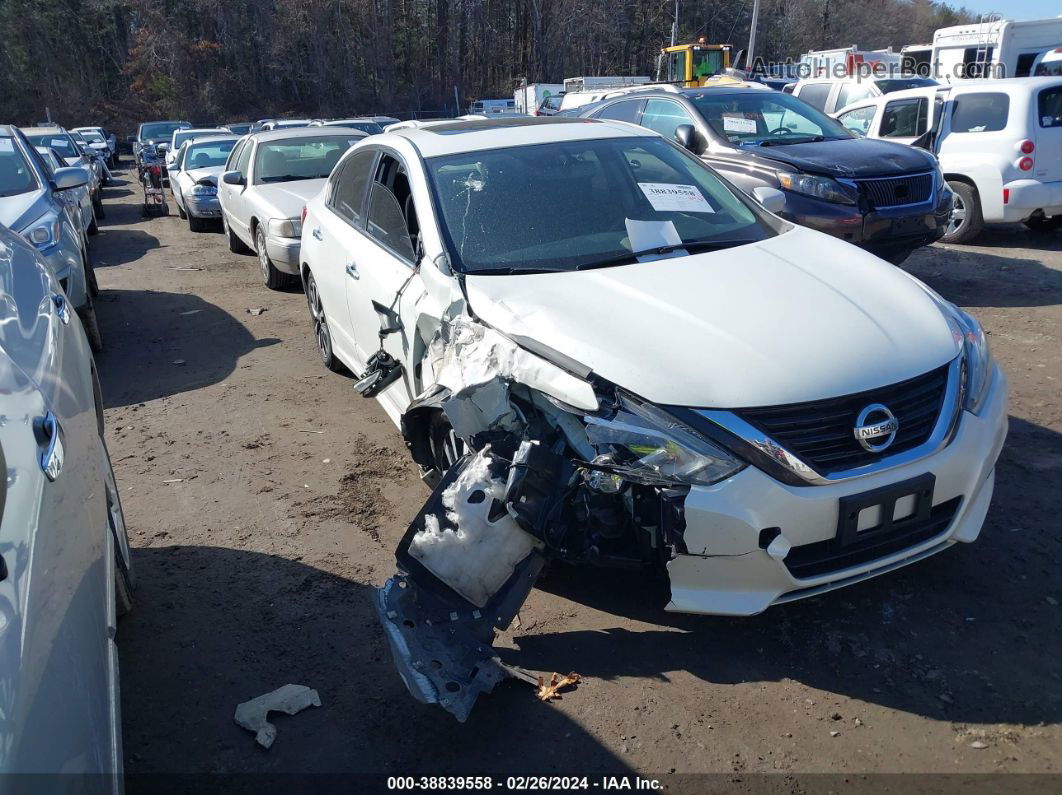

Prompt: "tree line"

[0,0,974,132]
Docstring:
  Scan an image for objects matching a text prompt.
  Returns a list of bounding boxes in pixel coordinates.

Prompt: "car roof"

[385,116,651,157]
[177,127,227,135]
[247,126,370,143]
[21,126,70,135]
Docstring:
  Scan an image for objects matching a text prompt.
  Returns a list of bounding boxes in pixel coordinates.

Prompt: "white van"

[513,83,563,115]
[832,77,1062,241]
[931,16,1062,81]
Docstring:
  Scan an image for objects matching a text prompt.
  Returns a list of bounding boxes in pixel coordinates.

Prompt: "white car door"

[223,140,255,243]
[343,151,427,411]
[310,147,380,367]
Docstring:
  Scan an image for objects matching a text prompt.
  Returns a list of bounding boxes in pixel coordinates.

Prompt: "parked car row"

[0,123,117,351]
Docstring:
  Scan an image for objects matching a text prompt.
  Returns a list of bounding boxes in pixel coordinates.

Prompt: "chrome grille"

[858,172,933,207]
[736,364,949,475]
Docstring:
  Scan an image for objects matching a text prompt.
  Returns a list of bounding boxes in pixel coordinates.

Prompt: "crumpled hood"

[185,166,224,185]
[253,180,327,218]
[464,226,958,408]
[753,137,936,178]
[0,191,45,231]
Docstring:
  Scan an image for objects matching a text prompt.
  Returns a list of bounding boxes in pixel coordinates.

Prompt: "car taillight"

[1019,139,1034,154]
[1003,188,1010,204]
[1018,156,1034,171]
[301,205,307,223]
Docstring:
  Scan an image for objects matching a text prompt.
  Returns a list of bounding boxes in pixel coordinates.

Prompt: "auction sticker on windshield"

[639,183,715,213]
[51,139,66,148]
[0,139,12,152]
[723,115,758,134]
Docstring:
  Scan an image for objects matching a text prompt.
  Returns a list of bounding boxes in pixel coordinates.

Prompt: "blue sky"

[954,1,1060,21]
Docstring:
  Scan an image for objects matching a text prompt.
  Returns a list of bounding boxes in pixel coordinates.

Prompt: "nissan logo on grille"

[853,403,899,453]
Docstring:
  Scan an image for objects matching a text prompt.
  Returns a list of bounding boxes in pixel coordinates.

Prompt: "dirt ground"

[91,170,1061,784]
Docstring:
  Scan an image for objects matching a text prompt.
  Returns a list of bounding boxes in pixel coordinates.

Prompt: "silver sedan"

[0,223,134,777]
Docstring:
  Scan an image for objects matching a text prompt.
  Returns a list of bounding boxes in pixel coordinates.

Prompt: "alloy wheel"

[947,193,966,237]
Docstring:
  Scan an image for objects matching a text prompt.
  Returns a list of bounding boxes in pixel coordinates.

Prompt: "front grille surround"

[856,171,934,208]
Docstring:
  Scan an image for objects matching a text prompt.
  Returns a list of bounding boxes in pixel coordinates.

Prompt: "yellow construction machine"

[658,39,733,87]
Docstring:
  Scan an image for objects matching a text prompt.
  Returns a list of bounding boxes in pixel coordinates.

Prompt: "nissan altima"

[297,117,1008,721]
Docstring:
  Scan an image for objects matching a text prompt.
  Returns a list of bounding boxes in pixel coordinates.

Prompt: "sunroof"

[425,117,588,134]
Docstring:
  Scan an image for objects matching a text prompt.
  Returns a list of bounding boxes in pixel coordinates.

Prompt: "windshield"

[184,139,237,169]
[690,92,852,146]
[692,49,726,79]
[172,130,200,148]
[82,131,105,143]
[26,133,80,160]
[876,77,937,94]
[427,136,775,275]
[0,140,38,197]
[253,135,360,183]
[141,122,188,141]
[226,123,252,134]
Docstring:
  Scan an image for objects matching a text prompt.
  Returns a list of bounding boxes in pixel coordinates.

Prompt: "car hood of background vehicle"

[751,137,934,179]
[0,191,46,231]
[252,180,327,218]
[464,226,957,408]
[184,166,224,185]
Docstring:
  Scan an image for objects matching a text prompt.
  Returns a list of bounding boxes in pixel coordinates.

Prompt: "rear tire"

[1024,214,1062,234]
[104,454,135,617]
[92,192,105,220]
[87,208,99,236]
[305,269,345,373]
[942,181,983,244]
[257,225,295,289]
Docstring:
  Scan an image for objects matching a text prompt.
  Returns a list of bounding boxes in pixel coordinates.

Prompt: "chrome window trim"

[695,354,963,486]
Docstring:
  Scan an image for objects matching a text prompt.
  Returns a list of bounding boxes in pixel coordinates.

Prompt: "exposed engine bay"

[376,313,707,721]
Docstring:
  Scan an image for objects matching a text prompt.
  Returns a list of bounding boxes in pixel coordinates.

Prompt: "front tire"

[305,269,345,373]
[256,225,295,289]
[224,214,252,253]
[79,295,104,353]
[942,181,983,244]
[177,202,187,220]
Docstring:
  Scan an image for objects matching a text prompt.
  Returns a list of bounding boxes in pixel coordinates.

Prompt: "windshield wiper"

[759,135,826,146]
[262,174,312,182]
[573,239,759,271]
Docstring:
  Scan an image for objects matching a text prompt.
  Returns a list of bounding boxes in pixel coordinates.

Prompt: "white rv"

[931,15,1062,81]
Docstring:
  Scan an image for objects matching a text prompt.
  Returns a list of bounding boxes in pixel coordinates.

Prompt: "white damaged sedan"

[298,117,1008,721]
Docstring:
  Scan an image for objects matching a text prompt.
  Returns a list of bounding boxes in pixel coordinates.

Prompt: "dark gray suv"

[578,84,952,264]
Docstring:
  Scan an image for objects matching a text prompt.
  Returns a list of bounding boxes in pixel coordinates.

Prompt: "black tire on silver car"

[224,214,252,254]
[256,224,295,290]
[942,180,983,245]
[79,294,104,353]
[176,201,187,220]
[88,206,99,236]
[92,190,105,220]
[305,269,345,373]
[104,451,135,617]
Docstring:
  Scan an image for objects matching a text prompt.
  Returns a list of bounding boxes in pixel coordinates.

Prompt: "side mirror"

[53,166,90,190]
[674,124,697,152]
[752,186,786,214]
[221,170,245,186]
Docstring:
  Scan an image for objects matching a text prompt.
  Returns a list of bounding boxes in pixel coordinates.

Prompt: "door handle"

[346,262,359,279]
[52,293,71,325]
[33,412,65,482]
[312,228,323,241]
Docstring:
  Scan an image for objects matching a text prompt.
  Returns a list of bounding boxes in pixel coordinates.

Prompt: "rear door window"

[1038,86,1062,128]
[640,99,695,139]
[593,100,645,123]
[329,149,377,226]
[949,92,1009,133]
[796,82,831,111]
[880,98,928,137]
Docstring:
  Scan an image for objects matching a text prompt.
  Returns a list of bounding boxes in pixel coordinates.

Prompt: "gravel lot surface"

[91,172,1061,782]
